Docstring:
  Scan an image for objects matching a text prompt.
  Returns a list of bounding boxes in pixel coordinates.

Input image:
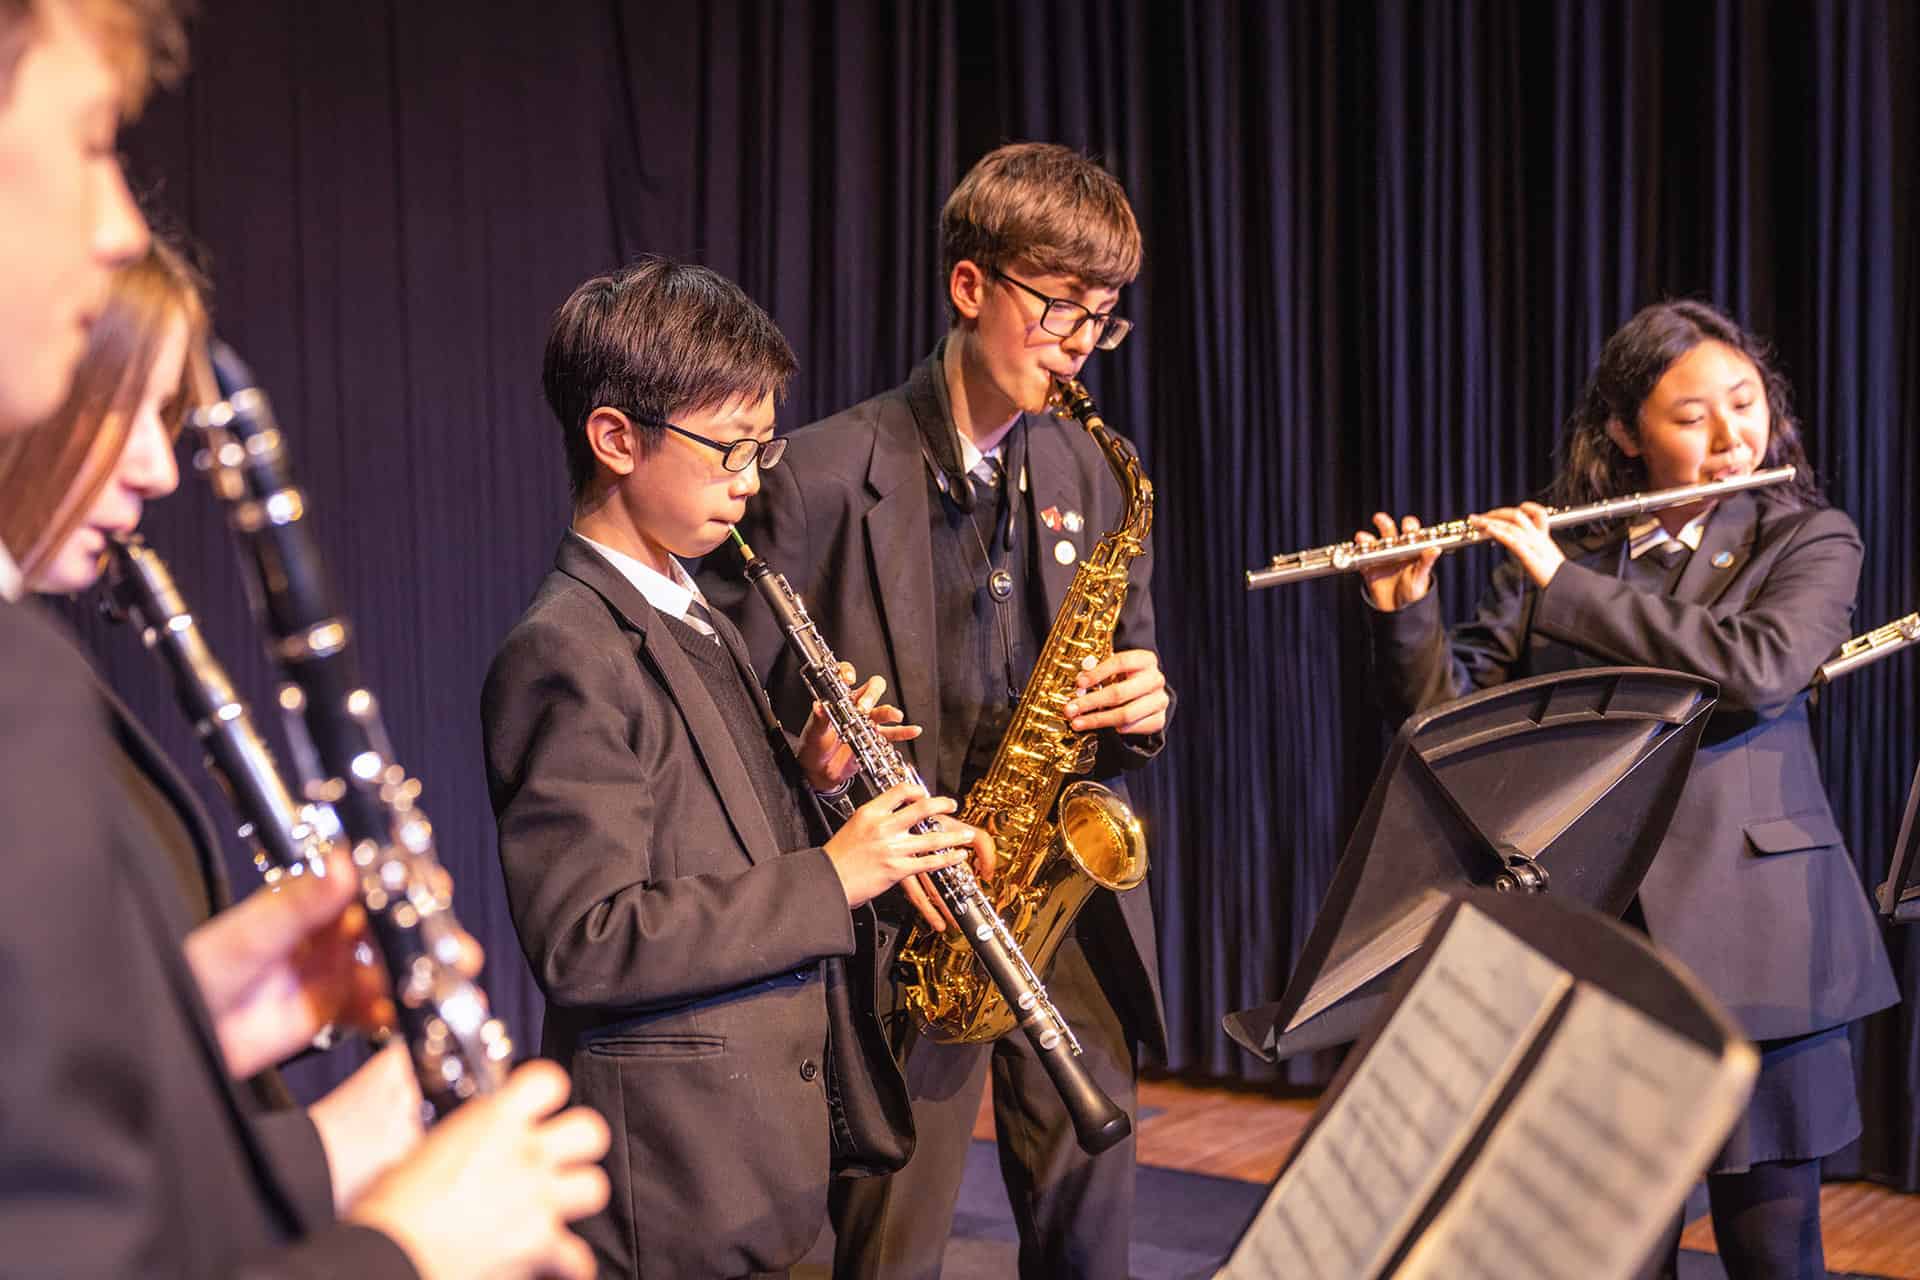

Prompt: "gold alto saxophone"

[896,376,1153,1043]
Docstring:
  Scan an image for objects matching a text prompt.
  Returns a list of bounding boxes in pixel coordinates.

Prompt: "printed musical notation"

[1220,905,1569,1280]
[1218,902,1757,1280]
[1400,985,1751,1279]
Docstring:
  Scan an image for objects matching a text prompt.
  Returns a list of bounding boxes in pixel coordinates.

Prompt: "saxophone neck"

[1049,377,1153,542]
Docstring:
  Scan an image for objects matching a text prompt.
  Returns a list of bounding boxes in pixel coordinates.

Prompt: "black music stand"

[1225,666,1717,1063]
[1876,754,1920,924]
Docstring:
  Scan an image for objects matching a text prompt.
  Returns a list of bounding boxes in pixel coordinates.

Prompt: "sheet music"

[1398,984,1757,1280]
[1219,904,1571,1280]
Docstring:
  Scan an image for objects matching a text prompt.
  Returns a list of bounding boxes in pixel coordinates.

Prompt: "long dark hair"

[1550,299,1823,510]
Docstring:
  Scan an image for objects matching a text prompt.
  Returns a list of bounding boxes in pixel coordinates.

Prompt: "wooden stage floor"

[976,1076,1920,1277]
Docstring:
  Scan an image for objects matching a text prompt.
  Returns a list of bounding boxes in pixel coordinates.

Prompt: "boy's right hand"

[345,1060,609,1280]
[1356,512,1442,612]
[823,780,987,931]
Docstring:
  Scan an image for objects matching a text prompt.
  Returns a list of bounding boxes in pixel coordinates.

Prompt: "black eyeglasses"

[989,268,1133,350]
[635,415,787,472]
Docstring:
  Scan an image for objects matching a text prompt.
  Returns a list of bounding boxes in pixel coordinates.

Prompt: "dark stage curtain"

[65,0,1914,1184]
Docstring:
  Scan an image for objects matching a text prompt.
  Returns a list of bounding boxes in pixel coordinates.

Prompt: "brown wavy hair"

[1550,299,1823,511]
[941,142,1142,301]
[0,0,189,112]
[0,238,210,578]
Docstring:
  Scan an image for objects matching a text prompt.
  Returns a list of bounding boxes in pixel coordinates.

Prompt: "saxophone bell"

[1058,782,1148,893]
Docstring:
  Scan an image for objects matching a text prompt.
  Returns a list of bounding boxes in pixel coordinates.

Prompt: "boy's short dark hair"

[543,256,797,500]
[0,0,188,110]
[941,142,1142,298]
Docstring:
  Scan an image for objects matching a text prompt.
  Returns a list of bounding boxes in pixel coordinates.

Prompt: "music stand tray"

[1877,753,1920,923]
[1225,666,1717,1063]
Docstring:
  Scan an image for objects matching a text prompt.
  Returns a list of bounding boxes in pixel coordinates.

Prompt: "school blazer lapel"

[1025,418,1086,621]
[864,390,941,779]
[1672,491,1761,610]
[97,678,233,917]
[104,753,314,1233]
[557,534,784,865]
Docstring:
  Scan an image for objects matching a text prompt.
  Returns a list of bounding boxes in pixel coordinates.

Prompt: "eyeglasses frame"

[987,267,1133,350]
[629,412,787,473]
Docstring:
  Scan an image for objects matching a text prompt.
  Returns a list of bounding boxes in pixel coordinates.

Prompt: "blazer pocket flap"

[586,1032,726,1059]
[1744,812,1844,855]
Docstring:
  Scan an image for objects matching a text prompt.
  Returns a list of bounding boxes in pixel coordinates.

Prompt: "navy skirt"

[1711,1024,1860,1174]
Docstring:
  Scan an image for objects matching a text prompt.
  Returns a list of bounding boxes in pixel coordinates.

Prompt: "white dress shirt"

[574,532,716,635]
[1625,509,1710,561]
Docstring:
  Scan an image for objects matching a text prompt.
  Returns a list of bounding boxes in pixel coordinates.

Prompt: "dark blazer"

[696,354,1170,1058]
[482,533,908,1277]
[0,599,414,1278]
[1368,493,1898,1040]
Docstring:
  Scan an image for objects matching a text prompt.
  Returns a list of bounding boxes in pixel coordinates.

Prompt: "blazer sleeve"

[1530,508,1861,711]
[482,616,854,1013]
[1366,556,1537,727]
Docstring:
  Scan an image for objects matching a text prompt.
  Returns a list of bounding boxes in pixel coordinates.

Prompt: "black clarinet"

[103,534,339,886]
[187,342,512,1118]
[729,528,1131,1155]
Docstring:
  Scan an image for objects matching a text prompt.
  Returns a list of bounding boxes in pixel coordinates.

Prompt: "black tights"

[1708,1159,1826,1278]
[1641,1159,1826,1279]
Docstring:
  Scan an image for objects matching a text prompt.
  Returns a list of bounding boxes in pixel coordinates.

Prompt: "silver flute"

[1246,465,1798,590]
[727,528,1131,1155]
[1819,611,1920,684]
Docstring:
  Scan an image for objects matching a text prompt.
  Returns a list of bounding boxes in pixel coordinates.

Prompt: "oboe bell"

[1246,465,1798,591]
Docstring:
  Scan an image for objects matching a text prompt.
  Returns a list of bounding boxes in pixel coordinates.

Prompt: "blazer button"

[800,1058,820,1082]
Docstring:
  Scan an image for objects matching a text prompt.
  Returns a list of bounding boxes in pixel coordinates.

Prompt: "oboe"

[188,342,512,1118]
[1246,465,1798,590]
[1818,611,1920,684]
[103,534,338,885]
[728,528,1131,1155]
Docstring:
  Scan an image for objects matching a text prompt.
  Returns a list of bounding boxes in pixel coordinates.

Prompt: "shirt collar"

[1626,510,1710,559]
[958,430,1008,480]
[0,539,21,603]
[923,338,1026,493]
[574,532,707,622]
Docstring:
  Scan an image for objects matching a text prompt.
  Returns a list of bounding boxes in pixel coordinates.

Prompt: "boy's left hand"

[799,666,922,792]
[1064,648,1168,736]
